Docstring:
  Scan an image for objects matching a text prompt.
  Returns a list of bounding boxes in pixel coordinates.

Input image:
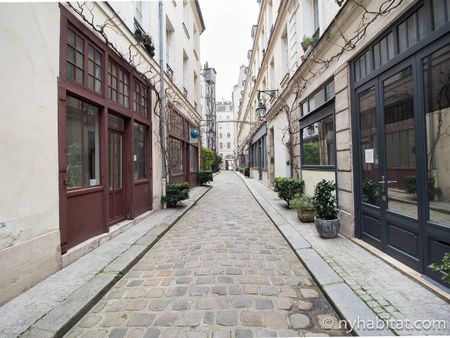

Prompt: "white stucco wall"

[0,3,61,305]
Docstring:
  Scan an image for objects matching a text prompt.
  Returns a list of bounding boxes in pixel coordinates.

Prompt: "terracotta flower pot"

[298,210,314,223]
[314,217,340,238]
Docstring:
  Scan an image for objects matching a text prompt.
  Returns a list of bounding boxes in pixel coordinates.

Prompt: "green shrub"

[362,179,380,205]
[198,170,213,185]
[313,180,337,220]
[201,147,214,170]
[274,177,305,208]
[404,175,441,200]
[162,182,189,207]
[290,194,314,212]
[212,152,223,173]
[404,176,417,194]
[243,166,250,177]
[429,252,450,284]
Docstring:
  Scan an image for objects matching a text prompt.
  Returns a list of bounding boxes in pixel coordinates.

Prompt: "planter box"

[298,210,314,223]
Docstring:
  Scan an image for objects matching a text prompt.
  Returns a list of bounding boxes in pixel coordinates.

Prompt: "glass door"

[108,114,125,223]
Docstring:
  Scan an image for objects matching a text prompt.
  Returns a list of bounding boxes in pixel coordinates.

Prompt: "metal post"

[159,0,168,207]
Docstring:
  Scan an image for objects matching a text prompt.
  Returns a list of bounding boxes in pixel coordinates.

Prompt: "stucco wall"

[302,170,336,197]
[0,3,61,305]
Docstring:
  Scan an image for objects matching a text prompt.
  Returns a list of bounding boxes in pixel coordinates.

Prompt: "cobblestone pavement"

[66,172,347,338]
[246,177,450,336]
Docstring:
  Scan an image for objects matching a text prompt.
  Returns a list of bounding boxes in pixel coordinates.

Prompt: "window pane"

[433,0,446,29]
[359,87,380,206]
[190,145,198,172]
[83,102,100,187]
[67,97,83,189]
[398,21,407,53]
[407,12,418,47]
[134,123,147,180]
[66,96,99,189]
[302,115,335,166]
[67,28,75,45]
[383,67,416,219]
[76,68,83,84]
[423,45,450,226]
[417,5,428,40]
[169,137,184,175]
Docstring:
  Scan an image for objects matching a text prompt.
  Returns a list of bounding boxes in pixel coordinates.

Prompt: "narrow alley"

[66,172,346,337]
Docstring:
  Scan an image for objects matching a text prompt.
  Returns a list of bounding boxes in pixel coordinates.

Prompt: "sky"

[198,0,260,101]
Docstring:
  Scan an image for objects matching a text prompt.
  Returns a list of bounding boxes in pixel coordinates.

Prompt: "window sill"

[67,185,104,197]
[301,166,335,171]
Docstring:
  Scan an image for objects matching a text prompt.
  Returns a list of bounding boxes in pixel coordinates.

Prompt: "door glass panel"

[423,45,450,226]
[359,87,380,206]
[108,132,123,190]
[383,67,417,218]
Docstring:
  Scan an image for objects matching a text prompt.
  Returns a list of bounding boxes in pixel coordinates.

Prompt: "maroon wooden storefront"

[58,6,153,253]
[168,109,199,187]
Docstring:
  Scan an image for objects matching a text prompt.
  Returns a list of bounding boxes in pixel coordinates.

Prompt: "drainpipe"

[159,0,168,207]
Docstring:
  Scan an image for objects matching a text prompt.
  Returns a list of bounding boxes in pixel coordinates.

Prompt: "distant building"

[232,65,248,167]
[216,100,235,170]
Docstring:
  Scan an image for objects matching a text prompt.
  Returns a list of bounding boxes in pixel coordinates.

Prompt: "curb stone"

[235,172,394,336]
[0,185,211,338]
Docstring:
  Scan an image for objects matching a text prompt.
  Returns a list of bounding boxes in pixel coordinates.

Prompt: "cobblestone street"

[66,172,346,337]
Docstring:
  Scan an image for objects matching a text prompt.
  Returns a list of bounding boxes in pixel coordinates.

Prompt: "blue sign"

[191,128,199,139]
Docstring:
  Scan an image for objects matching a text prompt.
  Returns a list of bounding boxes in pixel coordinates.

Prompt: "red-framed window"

[66,27,85,85]
[66,25,103,94]
[87,44,103,94]
[108,61,129,107]
[133,79,148,117]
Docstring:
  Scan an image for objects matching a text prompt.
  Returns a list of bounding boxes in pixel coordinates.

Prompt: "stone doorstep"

[61,212,152,268]
[236,172,394,336]
[352,238,450,303]
[0,185,211,338]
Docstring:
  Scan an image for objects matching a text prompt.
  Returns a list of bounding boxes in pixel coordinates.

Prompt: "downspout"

[159,0,168,207]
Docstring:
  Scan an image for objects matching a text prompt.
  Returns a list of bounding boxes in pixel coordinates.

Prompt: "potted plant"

[313,180,340,238]
[198,170,213,186]
[162,182,190,207]
[291,194,315,222]
[301,36,315,52]
[429,253,450,285]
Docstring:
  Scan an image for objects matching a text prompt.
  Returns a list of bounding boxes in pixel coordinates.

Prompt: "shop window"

[169,137,183,175]
[66,96,100,189]
[108,61,129,107]
[134,123,147,180]
[133,80,148,117]
[190,145,198,172]
[301,115,335,167]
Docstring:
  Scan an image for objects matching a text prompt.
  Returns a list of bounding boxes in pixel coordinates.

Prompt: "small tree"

[313,180,338,220]
[201,147,214,170]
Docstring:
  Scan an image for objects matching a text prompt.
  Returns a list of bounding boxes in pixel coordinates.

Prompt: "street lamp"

[256,89,279,119]
[256,101,267,118]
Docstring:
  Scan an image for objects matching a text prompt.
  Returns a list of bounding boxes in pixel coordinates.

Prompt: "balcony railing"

[183,87,188,97]
[166,64,174,81]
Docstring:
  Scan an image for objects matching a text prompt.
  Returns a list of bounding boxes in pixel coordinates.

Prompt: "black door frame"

[352,26,450,281]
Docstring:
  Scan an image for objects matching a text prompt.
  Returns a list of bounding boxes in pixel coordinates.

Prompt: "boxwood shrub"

[273,177,304,208]
[163,182,190,207]
[198,170,213,186]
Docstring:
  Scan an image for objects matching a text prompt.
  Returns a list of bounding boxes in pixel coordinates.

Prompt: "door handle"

[378,180,397,184]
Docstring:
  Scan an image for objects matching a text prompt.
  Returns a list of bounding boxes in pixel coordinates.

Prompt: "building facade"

[216,100,236,169]
[0,0,205,305]
[237,0,450,286]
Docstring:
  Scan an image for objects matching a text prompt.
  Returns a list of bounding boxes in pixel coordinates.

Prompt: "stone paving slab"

[0,186,210,338]
[239,173,393,336]
[66,172,347,337]
[241,173,450,336]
